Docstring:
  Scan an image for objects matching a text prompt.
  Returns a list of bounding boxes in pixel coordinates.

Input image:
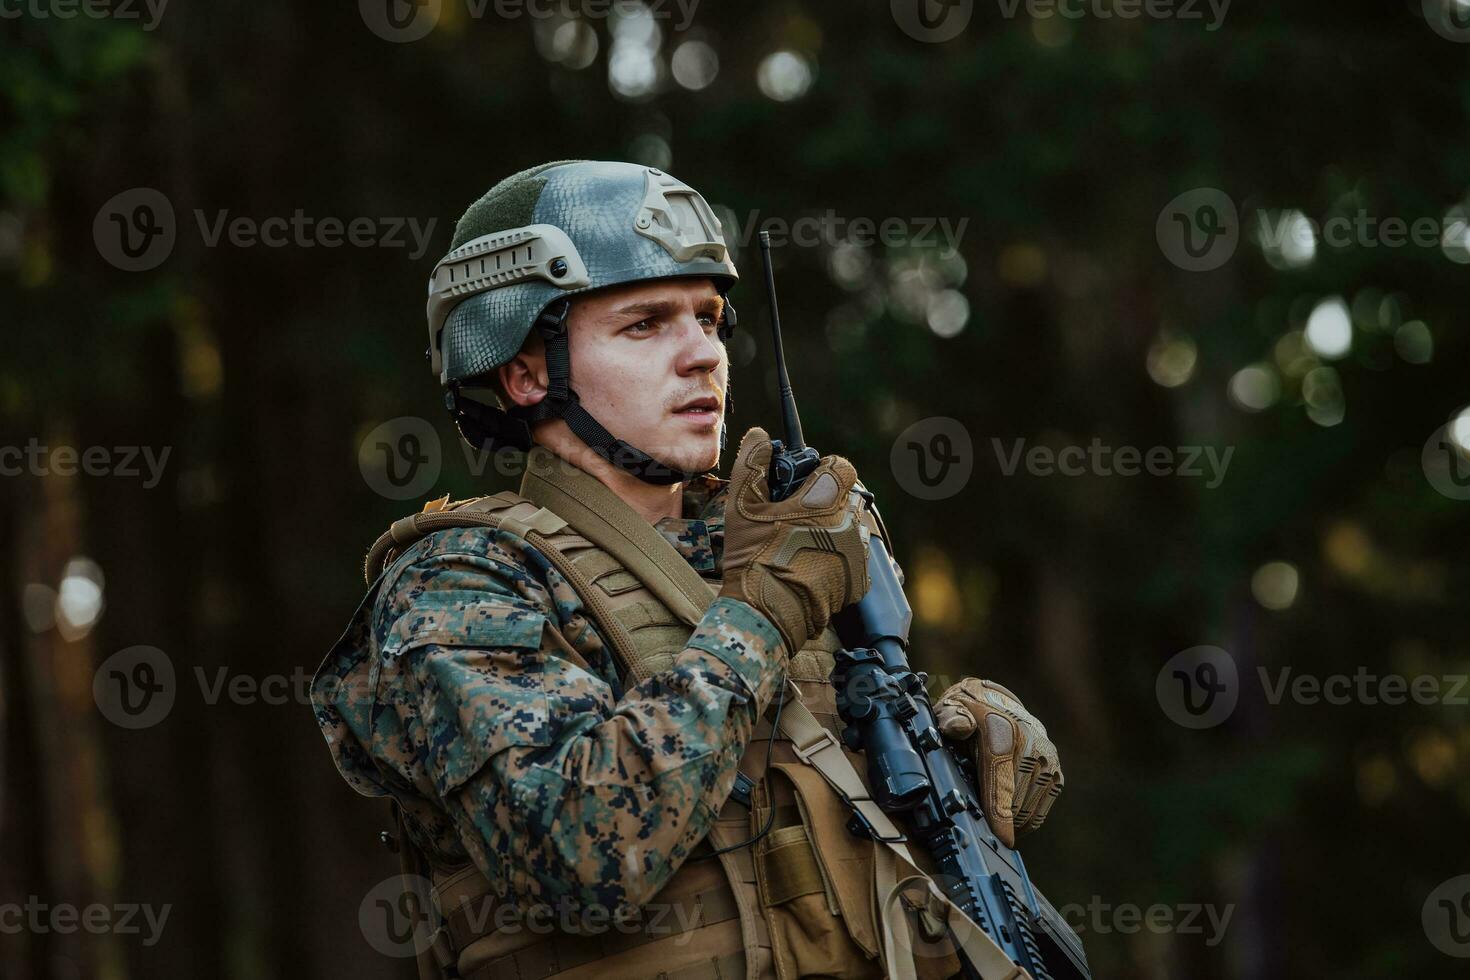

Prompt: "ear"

[498,344,548,408]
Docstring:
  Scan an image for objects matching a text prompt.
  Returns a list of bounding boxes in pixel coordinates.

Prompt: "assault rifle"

[755,231,1091,980]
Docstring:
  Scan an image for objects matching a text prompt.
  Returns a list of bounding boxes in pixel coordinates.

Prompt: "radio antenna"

[759,231,806,451]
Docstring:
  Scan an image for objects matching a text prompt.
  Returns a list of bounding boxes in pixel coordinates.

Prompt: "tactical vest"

[366,451,1006,980]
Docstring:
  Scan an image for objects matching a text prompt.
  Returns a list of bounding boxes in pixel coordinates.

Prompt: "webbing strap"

[452,882,740,974]
[779,690,915,859]
[753,825,826,906]
[704,824,767,980]
[521,447,716,628]
[497,506,569,539]
[875,858,1031,980]
[389,803,453,980]
[775,695,1029,980]
[466,929,746,980]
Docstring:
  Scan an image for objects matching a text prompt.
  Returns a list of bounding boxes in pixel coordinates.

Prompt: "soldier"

[312,160,1064,980]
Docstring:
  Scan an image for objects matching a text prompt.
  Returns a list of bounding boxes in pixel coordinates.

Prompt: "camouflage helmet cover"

[428,159,739,386]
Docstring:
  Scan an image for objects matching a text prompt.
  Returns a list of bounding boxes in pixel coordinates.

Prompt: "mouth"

[672,396,722,425]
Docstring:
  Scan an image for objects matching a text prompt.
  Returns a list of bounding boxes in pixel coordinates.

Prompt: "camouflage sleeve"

[379,540,786,919]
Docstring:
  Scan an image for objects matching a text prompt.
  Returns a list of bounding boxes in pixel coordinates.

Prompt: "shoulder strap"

[361,491,657,684]
[362,491,525,583]
[521,448,716,628]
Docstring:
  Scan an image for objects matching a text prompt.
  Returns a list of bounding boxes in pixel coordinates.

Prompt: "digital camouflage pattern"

[312,477,788,918]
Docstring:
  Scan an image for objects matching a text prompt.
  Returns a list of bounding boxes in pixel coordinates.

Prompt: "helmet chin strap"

[498,298,728,487]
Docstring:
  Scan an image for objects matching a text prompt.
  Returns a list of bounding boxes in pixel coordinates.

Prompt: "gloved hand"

[933,678,1063,849]
[720,426,871,655]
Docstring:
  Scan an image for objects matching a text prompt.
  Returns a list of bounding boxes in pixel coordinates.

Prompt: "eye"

[697,312,719,329]
[623,318,658,336]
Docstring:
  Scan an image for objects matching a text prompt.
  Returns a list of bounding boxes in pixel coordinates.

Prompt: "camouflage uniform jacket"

[312,474,788,922]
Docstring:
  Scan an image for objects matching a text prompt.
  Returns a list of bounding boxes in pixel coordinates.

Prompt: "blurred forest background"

[2,1,1468,978]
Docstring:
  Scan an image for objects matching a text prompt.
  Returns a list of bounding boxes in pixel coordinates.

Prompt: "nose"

[673,312,723,377]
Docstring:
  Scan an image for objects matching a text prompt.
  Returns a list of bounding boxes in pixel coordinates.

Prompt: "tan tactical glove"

[933,678,1063,849]
[720,426,872,655]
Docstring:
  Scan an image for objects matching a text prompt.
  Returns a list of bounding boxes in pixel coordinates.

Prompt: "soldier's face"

[563,277,729,474]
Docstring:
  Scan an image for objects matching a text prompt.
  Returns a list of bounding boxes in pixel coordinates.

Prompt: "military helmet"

[426,160,739,484]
